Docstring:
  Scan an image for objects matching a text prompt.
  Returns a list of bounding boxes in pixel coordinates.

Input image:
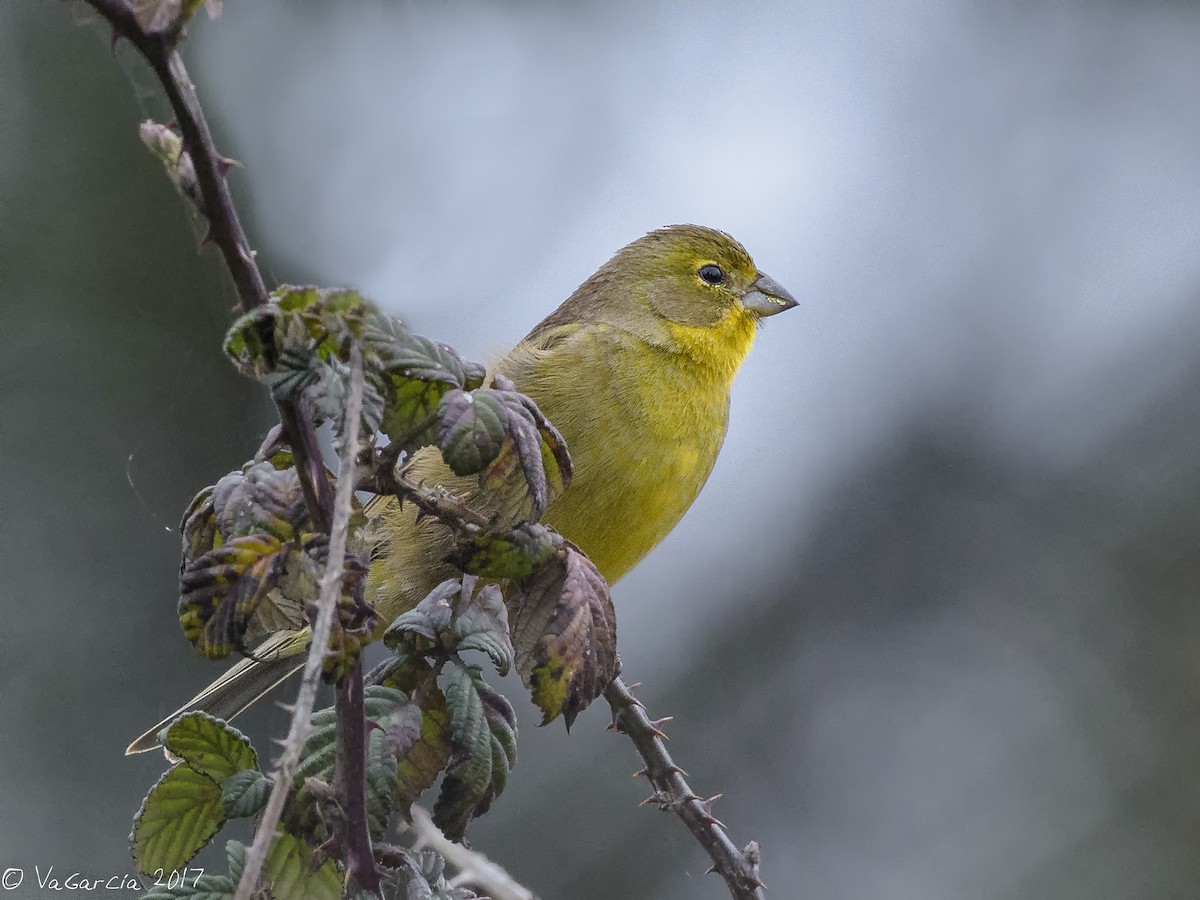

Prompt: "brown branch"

[335,656,379,893]
[80,1,372,891]
[83,0,336,528]
[357,456,491,531]
[234,345,372,900]
[604,678,766,900]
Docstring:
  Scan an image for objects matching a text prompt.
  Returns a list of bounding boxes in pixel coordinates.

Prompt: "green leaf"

[221,769,271,819]
[225,840,247,883]
[433,661,517,841]
[178,534,291,659]
[180,485,217,569]
[178,461,337,654]
[451,583,514,675]
[436,389,509,475]
[395,691,452,812]
[378,332,483,452]
[370,652,454,811]
[438,387,572,519]
[262,832,342,900]
[383,579,461,649]
[224,286,390,435]
[510,543,618,729]
[212,462,309,543]
[161,713,257,783]
[295,686,424,838]
[382,579,514,676]
[447,522,564,580]
[131,764,224,875]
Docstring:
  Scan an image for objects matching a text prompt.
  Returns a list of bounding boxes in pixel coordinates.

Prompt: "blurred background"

[4,1,1200,897]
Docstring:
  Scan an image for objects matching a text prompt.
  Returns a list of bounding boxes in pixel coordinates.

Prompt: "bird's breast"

[524,330,733,584]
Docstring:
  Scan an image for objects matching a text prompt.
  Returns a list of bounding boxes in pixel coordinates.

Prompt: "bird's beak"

[741,271,797,317]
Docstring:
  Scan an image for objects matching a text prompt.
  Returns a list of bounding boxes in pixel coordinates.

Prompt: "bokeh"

[4,1,1200,898]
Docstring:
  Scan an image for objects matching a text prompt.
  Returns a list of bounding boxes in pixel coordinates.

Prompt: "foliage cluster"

[134,287,619,899]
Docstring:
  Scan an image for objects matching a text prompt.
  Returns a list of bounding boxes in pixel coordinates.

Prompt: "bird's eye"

[698,264,725,286]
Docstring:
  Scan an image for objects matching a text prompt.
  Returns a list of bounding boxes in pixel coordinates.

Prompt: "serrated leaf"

[225,840,247,883]
[382,579,513,676]
[451,583,513,675]
[383,579,461,649]
[467,389,572,520]
[510,543,618,729]
[212,462,308,543]
[396,695,452,812]
[180,485,217,568]
[436,389,508,475]
[131,764,224,875]
[447,522,564,580]
[224,286,392,436]
[178,534,291,659]
[379,332,483,452]
[161,713,257,783]
[262,831,342,900]
[370,652,454,811]
[221,769,271,819]
[433,662,517,841]
[295,687,424,839]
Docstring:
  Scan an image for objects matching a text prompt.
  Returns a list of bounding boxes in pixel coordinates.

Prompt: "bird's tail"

[125,631,309,755]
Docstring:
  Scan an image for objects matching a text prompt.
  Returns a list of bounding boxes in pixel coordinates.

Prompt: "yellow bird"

[128,224,796,754]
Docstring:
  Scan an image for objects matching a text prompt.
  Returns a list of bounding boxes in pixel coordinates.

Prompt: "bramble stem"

[233,345,373,899]
[77,2,374,892]
[604,678,766,900]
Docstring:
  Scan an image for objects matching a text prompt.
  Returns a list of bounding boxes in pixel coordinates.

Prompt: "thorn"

[700,794,726,829]
[705,864,718,876]
[632,769,647,779]
[200,227,214,247]
[649,716,673,739]
[216,154,242,175]
[668,764,689,777]
[638,791,668,808]
[626,682,642,691]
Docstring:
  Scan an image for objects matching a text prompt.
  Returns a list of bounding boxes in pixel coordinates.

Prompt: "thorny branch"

[84,0,336,527]
[234,346,372,900]
[605,678,766,900]
[78,1,375,893]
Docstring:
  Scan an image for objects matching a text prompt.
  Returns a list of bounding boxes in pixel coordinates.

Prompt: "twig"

[356,453,492,532]
[82,0,336,528]
[234,345,371,900]
[335,655,379,893]
[604,678,766,900]
[408,804,539,900]
[79,4,377,890]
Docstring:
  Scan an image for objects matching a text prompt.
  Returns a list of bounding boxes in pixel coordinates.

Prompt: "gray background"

[3,1,1200,898]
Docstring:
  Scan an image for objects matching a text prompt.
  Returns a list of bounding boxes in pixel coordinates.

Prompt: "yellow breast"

[523,303,758,582]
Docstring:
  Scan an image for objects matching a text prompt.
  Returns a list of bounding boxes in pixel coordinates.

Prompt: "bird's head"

[619,224,797,329]
[527,224,796,372]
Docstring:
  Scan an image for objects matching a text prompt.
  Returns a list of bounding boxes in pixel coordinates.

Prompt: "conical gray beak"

[741,271,797,317]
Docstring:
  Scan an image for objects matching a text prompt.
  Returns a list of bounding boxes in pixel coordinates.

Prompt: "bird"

[127,224,797,754]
